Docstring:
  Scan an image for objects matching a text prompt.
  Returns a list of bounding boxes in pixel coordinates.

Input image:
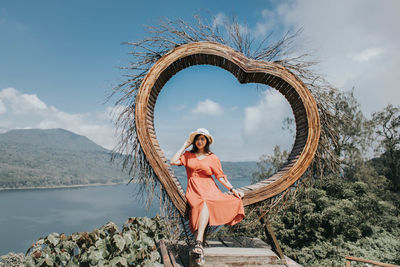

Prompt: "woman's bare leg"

[196,202,209,242]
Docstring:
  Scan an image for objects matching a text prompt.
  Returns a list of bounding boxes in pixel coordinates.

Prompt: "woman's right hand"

[170,139,192,165]
[232,189,244,199]
[184,139,192,149]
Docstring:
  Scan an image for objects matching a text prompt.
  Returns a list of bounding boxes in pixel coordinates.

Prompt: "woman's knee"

[201,203,209,216]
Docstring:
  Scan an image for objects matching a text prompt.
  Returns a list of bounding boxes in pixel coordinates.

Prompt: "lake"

[0,176,251,255]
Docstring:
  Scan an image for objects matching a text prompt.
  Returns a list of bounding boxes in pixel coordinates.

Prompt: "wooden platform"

[161,236,302,267]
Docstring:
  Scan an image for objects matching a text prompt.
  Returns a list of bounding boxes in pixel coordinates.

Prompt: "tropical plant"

[24,216,169,267]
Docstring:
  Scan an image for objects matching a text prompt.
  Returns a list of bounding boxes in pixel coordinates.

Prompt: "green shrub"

[24,216,168,267]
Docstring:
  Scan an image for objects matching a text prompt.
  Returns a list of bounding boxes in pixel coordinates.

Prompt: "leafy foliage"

[23,216,168,267]
[271,172,400,266]
[226,97,400,266]
[330,89,373,170]
[252,146,287,183]
[226,164,400,266]
[372,105,400,191]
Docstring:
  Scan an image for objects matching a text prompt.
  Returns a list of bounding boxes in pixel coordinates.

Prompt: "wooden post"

[261,216,286,265]
[168,249,178,267]
[159,240,173,267]
[345,256,400,267]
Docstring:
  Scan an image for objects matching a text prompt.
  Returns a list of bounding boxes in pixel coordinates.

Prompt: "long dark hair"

[190,134,212,154]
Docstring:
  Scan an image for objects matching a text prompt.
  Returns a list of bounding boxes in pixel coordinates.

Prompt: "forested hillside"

[0,129,129,188]
[0,128,258,189]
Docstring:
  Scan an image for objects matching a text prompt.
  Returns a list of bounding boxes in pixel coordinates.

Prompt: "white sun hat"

[189,128,214,145]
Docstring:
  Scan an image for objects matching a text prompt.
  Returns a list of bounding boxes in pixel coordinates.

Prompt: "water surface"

[0,184,157,255]
[0,176,251,255]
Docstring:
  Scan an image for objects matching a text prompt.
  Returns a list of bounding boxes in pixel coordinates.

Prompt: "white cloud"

[96,105,126,121]
[212,12,228,28]
[20,93,48,110]
[347,47,383,63]
[0,99,6,114]
[254,9,275,37]
[244,89,292,135]
[0,87,118,150]
[212,12,250,37]
[173,104,186,111]
[0,87,47,114]
[192,99,223,116]
[273,0,400,115]
[242,89,294,156]
[237,23,250,35]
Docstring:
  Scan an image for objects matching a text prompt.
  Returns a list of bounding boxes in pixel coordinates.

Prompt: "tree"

[244,88,400,266]
[332,89,374,176]
[254,88,373,182]
[252,146,288,183]
[372,104,400,191]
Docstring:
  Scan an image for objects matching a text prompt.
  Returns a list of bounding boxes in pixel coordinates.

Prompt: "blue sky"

[1,0,399,161]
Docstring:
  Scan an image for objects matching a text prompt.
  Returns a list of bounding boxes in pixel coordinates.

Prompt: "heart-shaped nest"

[134,42,320,215]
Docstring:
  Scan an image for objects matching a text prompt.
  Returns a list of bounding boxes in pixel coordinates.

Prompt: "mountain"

[0,128,260,189]
[0,128,106,152]
[0,128,129,189]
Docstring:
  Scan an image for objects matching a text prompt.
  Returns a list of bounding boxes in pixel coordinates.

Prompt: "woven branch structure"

[134,41,320,216]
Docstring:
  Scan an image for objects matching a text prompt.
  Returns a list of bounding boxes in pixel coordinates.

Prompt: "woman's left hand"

[232,189,244,199]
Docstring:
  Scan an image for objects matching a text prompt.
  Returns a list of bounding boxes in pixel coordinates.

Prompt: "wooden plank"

[207,238,225,247]
[215,55,224,68]
[190,248,279,267]
[277,81,292,95]
[217,236,242,247]
[284,89,300,105]
[182,237,301,267]
[232,236,271,249]
[345,256,400,267]
[150,87,159,100]
[266,76,280,88]
[195,53,203,64]
[204,247,277,257]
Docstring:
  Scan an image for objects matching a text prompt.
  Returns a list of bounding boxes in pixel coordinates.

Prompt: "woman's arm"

[213,156,244,199]
[170,139,192,165]
[217,176,244,199]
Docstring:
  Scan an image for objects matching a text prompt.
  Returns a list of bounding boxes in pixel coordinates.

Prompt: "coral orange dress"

[179,151,245,233]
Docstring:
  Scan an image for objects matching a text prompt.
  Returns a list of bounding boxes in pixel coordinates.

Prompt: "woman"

[170,128,245,265]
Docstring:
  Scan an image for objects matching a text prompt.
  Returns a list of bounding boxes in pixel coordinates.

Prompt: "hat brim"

[189,132,213,145]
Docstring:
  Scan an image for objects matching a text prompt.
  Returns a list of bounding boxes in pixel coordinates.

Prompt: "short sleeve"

[179,151,189,167]
[212,155,228,181]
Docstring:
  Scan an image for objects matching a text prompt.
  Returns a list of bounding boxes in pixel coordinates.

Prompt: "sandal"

[192,240,205,266]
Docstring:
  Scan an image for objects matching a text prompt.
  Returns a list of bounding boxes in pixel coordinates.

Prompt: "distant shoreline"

[0,182,130,191]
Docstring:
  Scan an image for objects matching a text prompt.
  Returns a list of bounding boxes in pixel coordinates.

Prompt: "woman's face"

[194,135,208,151]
